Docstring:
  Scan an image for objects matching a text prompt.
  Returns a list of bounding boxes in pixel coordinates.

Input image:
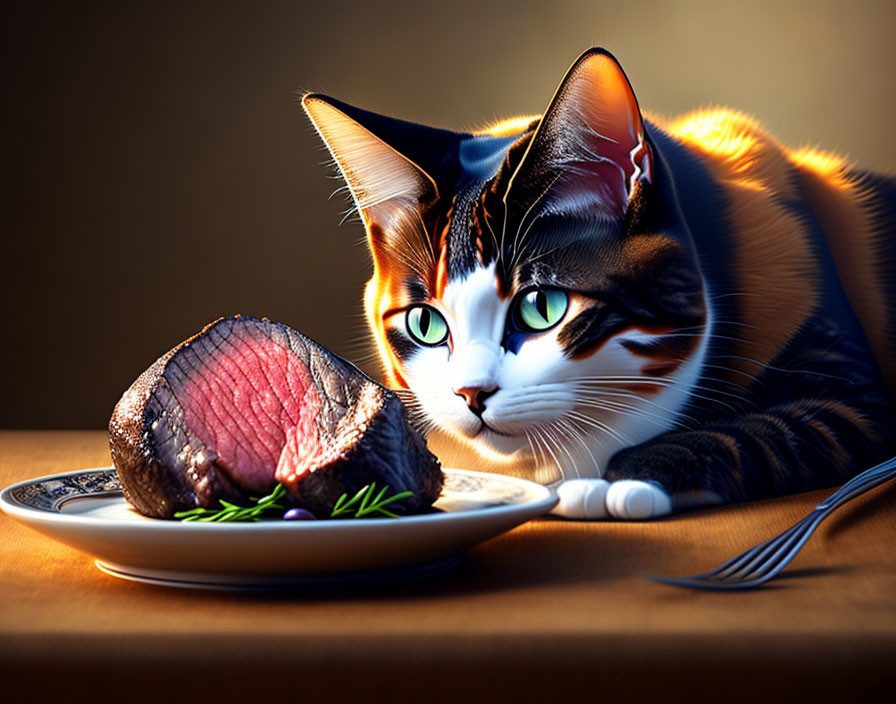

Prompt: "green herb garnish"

[172,481,413,522]
[174,483,288,522]
[330,483,413,519]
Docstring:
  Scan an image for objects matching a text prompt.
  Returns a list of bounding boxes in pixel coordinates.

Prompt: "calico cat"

[302,47,896,519]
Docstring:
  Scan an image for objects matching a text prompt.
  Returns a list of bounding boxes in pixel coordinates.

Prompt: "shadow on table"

[118,479,895,602]
[151,518,706,602]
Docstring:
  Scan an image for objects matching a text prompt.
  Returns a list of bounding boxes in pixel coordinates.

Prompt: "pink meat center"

[276,383,383,492]
[174,328,321,494]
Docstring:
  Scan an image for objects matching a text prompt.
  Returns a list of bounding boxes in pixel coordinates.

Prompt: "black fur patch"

[385,327,417,361]
[557,303,629,358]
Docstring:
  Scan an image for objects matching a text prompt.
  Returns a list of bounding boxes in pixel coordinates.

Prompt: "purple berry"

[283,508,316,521]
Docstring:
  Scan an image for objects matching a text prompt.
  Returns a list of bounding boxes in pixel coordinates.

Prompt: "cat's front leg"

[551,478,672,520]
[604,397,894,511]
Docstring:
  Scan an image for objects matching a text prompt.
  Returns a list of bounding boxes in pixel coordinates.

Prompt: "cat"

[302,47,896,519]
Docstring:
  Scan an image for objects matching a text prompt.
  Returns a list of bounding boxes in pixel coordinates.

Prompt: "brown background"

[3,0,895,429]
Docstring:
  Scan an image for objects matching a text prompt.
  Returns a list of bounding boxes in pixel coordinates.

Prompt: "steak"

[109,316,442,519]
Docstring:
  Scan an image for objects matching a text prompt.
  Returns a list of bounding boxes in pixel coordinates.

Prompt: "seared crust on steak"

[109,349,247,518]
[109,316,442,519]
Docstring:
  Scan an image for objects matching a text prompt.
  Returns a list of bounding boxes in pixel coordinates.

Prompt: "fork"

[644,455,896,590]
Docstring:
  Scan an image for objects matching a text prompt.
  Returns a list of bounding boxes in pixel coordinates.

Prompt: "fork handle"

[813,456,896,511]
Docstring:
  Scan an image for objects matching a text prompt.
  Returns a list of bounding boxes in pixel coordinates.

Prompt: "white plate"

[1,467,557,590]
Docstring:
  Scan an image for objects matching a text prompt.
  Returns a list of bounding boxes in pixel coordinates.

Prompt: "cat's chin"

[424,423,529,460]
[425,427,565,483]
[443,423,532,462]
[472,426,530,456]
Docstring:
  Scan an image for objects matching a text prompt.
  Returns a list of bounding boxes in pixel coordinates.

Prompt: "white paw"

[552,479,610,519]
[550,479,673,520]
[605,480,672,520]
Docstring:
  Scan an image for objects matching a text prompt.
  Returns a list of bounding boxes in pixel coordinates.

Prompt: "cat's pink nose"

[454,386,497,415]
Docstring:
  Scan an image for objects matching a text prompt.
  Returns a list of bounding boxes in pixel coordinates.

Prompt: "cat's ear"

[508,48,652,220]
[302,94,456,230]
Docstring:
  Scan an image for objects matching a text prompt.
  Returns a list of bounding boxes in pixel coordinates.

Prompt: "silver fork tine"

[644,456,896,590]
[645,519,818,590]
[693,473,885,580]
[726,514,828,587]
[718,522,807,579]
[645,573,759,591]
[742,514,822,581]
[698,523,801,578]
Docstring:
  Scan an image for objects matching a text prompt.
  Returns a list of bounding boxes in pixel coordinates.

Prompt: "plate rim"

[0,466,558,531]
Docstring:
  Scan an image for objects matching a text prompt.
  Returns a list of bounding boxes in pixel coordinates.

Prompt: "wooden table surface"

[1,431,894,703]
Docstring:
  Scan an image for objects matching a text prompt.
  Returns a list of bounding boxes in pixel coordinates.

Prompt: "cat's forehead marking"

[444,181,490,279]
[438,131,535,285]
[441,262,508,342]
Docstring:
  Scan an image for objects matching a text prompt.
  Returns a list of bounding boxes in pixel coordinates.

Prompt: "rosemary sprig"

[330,482,413,519]
[174,483,288,522]
[172,481,414,522]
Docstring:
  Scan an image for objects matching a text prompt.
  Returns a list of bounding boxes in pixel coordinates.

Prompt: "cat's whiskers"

[573,392,695,431]
[708,353,853,383]
[522,428,541,469]
[529,428,553,476]
[516,238,582,269]
[536,424,564,478]
[393,215,437,279]
[509,206,600,274]
[575,397,651,427]
[641,337,854,387]
[579,401,691,446]
[529,423,566,481]
[573,395,672,430]
[565,409,632,448]
[507,171,564,272]
[327,181,352,201]
[384,243,429,280]
[338,209,362,227]
[506,210,545,275]
[392,389,438,435]
[498,188,510,269]
[676,321,755,335]
[341,340,380,362]
[524,428,560,483]
[481,208,501,262]
[575,385,701,428]
[565,406,632,445]
[575,376,744,412]
[707,291,763,303]
[342,323,381,357]
[557,416,601,478]
[530,426,568,484]
[641,331,754,346]
[687,360,764,385]
[410,205,438,265]
[541,422,578,479]
[573,374,674,382]
[550,419,586,480]
[568,415,613,478]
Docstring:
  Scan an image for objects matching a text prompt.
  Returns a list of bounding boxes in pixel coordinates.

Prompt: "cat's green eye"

[515,288,568,332]
[406,305,449,346]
